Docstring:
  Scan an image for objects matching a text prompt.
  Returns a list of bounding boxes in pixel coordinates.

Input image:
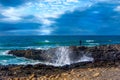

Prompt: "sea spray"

[54,47,71,66]
[53,47,94,66]
[0,50,10,55]
[77,54,93,62]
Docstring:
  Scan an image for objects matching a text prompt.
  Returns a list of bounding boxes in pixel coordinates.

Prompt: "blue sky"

[0,0,120,35]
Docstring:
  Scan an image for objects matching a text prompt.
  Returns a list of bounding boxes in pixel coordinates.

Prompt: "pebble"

[93,73,100,77]
[29,74,35,79]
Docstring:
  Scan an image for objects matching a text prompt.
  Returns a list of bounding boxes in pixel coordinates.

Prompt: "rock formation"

[8,44,120,66]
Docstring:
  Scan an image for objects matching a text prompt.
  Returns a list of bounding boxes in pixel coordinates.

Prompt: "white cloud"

[44,0,78,3]
[1,0,118,35]
[6,29,52,35]
[40,28,53,35]
[114,6,120,12]
[41,19,54,26]
[0,7,25,22]
[67,0,78,2]
[0,0,119,22]
[0,0,94,23]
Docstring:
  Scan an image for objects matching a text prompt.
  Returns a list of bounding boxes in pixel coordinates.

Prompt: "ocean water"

[0,36,120,66]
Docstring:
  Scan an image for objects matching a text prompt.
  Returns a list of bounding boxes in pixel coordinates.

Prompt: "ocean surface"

[0,36,120,66]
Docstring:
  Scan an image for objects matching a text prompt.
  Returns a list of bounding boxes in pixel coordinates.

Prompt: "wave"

[0,50,10,55]
[0,50,40,65]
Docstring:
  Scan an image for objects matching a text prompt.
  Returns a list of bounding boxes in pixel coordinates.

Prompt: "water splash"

[78,55,93,62]
[54,47,71,66]
[53,47,94,66]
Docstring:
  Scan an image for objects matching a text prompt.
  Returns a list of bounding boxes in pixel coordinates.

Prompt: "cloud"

[1,7,22,22]
[0,30,39,36]
[39,27,54,35]
[50,2,120,35]
[0,22,41,35]
[0,0,120,35]
[0,0,94,22]
[114,5,120,12]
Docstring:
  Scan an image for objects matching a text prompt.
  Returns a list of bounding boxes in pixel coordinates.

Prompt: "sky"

[0,0,120,35]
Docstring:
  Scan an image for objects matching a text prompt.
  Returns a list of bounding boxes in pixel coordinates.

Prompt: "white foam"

[45,40,49,43]
[54,47,71,66]
[86,40,94,42]
[0,50,10,55]
[79,55,93,62]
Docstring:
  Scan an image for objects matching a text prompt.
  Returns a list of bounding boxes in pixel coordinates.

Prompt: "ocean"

[0,36,120,66]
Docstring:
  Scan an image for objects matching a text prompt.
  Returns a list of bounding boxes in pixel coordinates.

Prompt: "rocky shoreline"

[8,44,120,63]
[0,61,120,80]
[0,44,120,80]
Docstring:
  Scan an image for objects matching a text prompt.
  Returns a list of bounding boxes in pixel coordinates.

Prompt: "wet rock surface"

[8,44,120,63]
[0,61,119,80]
[1,44,120,80]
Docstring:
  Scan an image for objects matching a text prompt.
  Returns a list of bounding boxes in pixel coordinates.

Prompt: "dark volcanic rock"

[0,60,119,79]
[8,44,120,65]
[90,45,120,61]
[8,47,86,64]
[1,45,120,80]
[8,49,54,62]
[69,46,86,62]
